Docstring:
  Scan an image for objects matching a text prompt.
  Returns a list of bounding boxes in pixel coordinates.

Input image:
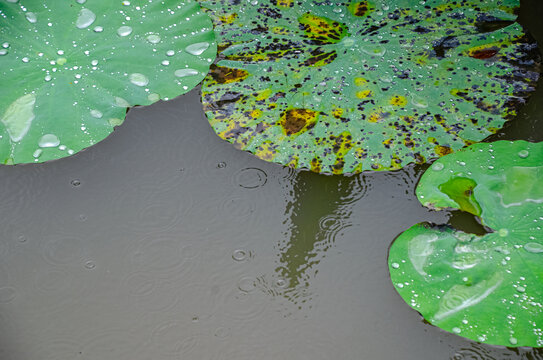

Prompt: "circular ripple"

[123,272,179,311]
[37,338,81,360]
[0,286,17,303]
[219,285,271,321]
[233,168,268,189]
[128,233,191,276]
[35,269,73,292]
[451,348,496,360]
[40,234,83,265]
[218,195,256,221]
[317,214,351,250]
[151,321,199,356]
[116,187,194,234]
[0,167,52,217]
[82,329,143,360]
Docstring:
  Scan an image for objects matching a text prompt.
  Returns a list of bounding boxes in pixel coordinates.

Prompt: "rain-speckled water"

[0,1,542,359]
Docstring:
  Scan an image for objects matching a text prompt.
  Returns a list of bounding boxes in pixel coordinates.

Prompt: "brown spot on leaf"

[279,108,319,136]
[435,145,453,156]
[470,48,499,59]
[209,65,249,84]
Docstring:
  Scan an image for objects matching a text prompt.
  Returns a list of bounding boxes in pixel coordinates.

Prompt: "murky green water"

[0,1,542,359]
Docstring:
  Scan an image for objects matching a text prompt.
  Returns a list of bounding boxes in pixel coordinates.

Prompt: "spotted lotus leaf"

[0,0,216,164]
[388,140,543,347]
[199,0,539,174]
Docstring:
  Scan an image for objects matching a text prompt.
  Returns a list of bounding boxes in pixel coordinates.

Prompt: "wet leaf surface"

[388,140,543,347]
[0,0,216,164]
[200,0,539,174]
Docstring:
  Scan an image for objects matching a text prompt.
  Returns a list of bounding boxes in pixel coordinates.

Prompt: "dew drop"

[91,59,98,66]
[75,8,96,29]
[38,134,60,148]
[174,69,199,78]
[129,73,149,87]
[2,94,36,142]
[498,228,509,237]
[2,42,9,48]
[161,60,170,66]
[22,57,29,63]
[146,34,161,44]
[391,262,400,269]
[432,162,444,171]
[56,57,67,65]
[524,242,543,253]
[90,109,103,118]
[147,93,160,102]
[44,75,52,82]
[117,26,133,37]
[108,118,123,126]
[93,26,103,33]
[33,149,42,158]
[452,327,461,334]
[114,97,130,107]
[518,150,529,158]
[510,337,518,345]
[0,49,7,56]
[185,42,210,56]
[166,50,175,56]
[516,286,526,293]
[76,0,87,3]
[25,12,37,23]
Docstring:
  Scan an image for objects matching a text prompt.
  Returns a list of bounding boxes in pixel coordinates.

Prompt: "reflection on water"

[450,343,543,360]
[256,171,369,308]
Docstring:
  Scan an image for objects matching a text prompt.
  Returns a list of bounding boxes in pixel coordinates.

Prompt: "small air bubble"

[71,179,81,187]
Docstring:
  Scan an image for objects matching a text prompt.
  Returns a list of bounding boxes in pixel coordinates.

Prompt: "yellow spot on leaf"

[389,95,407,106]
[255,142,277,161]
[356,90,372,99]
[354,77,368,86]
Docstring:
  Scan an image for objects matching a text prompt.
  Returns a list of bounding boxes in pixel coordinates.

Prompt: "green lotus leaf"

[388,140,543,347]
[0,0,216,164]
[199,0,539,174]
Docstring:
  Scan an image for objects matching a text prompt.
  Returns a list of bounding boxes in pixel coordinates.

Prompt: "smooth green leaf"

[389,140,543,347]
[0,0,216,164]
[199,0,539,174]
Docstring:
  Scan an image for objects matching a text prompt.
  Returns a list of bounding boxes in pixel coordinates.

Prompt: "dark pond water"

[0,1,542,359]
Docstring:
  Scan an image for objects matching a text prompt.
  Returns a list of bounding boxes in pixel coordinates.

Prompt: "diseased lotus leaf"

[0,0,216,164]
[388,140,543,347]
[199,0,539,174]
